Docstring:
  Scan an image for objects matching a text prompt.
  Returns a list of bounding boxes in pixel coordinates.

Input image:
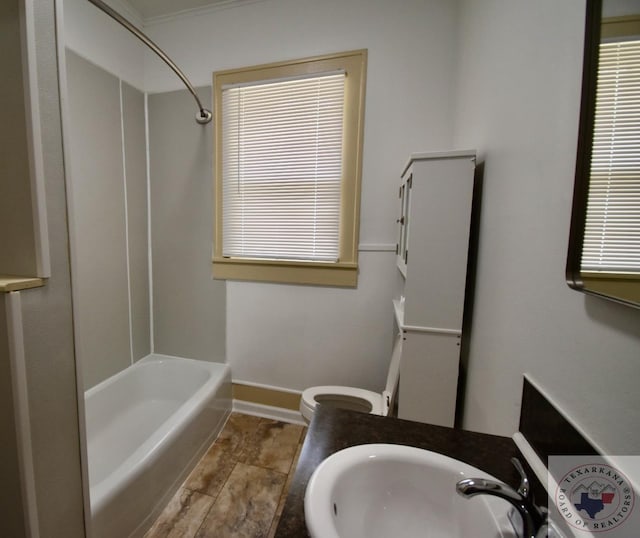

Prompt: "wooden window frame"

[212,50,367,287]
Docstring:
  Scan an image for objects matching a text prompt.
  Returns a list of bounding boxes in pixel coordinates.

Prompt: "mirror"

[567,0,640,308]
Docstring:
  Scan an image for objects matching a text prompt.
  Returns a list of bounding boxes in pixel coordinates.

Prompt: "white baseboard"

[232,399,306,426]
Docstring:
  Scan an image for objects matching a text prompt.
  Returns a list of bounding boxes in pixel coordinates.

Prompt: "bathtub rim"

[84,353,226,399]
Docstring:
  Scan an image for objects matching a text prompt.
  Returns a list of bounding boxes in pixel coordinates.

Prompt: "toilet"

[299,332,403,423]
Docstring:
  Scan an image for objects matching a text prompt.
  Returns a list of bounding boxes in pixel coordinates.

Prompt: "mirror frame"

[566,0,640,309]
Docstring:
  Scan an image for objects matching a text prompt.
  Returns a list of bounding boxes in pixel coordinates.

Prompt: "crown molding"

[102,0,144,28]
[143,0,269,27]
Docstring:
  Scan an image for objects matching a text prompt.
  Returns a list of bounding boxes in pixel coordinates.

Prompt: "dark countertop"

[274,405,546,537]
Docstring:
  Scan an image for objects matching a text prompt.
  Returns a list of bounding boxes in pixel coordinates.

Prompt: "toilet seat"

[300,386,384,423]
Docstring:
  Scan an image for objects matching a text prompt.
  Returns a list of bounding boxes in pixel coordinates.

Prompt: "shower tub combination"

[84,354,231,538]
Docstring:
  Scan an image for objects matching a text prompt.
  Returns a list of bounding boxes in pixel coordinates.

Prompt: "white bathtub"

[85,354,231,538]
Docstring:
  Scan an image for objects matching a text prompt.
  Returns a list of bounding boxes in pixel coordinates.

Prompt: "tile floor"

[144,413,306,538]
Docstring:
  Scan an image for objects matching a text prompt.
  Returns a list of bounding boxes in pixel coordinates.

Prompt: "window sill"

[0,276,46,293]
[212,257,358,287]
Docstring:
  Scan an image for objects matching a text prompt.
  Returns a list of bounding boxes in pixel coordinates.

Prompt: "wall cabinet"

[394,151,475,427]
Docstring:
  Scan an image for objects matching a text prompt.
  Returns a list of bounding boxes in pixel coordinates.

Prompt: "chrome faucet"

[456,458,548,538]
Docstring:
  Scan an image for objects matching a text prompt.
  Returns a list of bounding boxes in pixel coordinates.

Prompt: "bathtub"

[85,354,231,538]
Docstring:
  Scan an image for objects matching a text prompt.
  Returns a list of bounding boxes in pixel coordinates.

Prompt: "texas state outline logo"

[553,461,635,534]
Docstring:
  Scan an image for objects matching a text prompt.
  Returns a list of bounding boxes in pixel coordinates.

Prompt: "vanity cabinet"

[394,151,475,427]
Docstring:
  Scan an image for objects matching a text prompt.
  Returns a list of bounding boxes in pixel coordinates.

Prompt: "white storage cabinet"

[394,151,476,427]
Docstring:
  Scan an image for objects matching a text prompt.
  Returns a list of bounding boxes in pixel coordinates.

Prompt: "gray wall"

[65,53,225,385]
[148,88,226,362]
[0,0,37,276]
[0,296,27,538]
[65,51,150,390]
[123,82,151,363]
[16,1,86,535]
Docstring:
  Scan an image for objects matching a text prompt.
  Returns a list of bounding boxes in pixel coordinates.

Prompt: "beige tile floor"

[144,413,305,538]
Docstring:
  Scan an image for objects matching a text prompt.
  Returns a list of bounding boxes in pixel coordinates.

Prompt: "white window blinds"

[221,72,345,262]
[583,39,640,273]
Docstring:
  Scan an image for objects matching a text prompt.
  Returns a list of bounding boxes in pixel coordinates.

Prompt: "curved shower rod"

[87,0,212,124]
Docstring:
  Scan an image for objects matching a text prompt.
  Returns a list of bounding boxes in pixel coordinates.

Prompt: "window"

[212,50,367,286]
[582,37,640,274]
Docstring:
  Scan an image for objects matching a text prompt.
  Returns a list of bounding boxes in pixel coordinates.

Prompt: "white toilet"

[299,332,403,423]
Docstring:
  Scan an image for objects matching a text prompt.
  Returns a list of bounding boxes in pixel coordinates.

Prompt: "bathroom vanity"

[274,405,546,537]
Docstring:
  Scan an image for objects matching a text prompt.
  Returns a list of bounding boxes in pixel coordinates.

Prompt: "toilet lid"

[384,332,403,396]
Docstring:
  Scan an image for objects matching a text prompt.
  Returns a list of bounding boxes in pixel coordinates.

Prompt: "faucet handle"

[510,457,530,499]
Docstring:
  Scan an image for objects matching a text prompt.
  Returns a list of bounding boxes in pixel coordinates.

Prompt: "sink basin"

[304,443,519,538]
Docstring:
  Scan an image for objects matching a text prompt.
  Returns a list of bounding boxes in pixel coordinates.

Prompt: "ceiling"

[126,0,255,20]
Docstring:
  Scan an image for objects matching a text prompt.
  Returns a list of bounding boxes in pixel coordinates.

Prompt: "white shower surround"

[85,354,230,537]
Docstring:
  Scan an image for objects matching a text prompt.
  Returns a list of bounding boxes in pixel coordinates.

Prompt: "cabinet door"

[396,172,412,276]
[402,158,474,329]
[397,331,461,427]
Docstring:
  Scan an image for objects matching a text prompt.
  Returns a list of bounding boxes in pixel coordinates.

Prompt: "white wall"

[62,0,145,89]
[59,0,640,456]
[144,0,459,391]
[452,0,640,455]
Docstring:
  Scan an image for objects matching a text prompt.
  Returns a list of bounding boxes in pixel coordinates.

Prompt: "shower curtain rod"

[87,0,212,124]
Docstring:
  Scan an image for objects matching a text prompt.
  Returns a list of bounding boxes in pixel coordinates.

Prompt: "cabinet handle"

[396,217,405,225]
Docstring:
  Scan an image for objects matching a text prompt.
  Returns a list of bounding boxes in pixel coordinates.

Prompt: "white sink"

[304,443,519,538]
